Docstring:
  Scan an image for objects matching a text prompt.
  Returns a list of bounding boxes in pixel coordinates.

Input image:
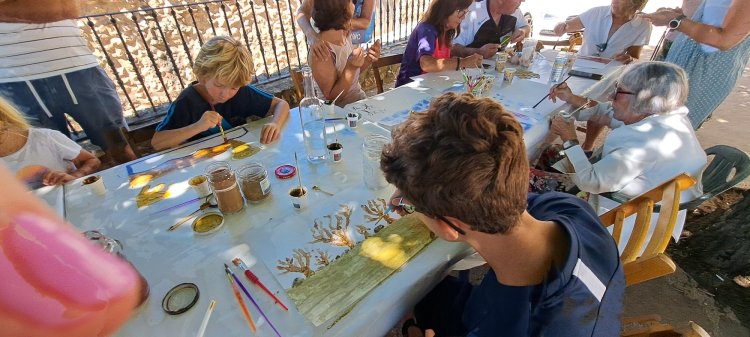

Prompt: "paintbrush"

[223,264,257,333]
[293,152,304,193]
[532,74,572,109]
[226,264,283,337]
[195,299,216,337]
[210,103,228,143]
[233,258,289,312]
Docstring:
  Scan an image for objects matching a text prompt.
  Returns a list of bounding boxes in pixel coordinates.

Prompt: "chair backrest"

[290,67,305,101]
[681,145,750,210]
[371,53,403,94]
[599,173,696,286]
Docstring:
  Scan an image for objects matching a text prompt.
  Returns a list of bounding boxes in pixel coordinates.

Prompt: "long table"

[60,51,624,337]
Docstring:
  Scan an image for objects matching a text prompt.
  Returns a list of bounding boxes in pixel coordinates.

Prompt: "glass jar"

[205,162,245,213]
[239,162,272,203]
[83,230,150,307]
[362,134,391,190]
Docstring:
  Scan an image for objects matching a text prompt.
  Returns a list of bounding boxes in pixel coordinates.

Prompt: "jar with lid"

[205,162,245,213]
[362,134,391,190]
[83,230,150,307]
[239,162,272,203]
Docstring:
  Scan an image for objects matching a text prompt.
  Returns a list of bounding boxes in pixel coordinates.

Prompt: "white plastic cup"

[289,186,308,209]
[189,175,212,197]
[328,143,343,162]
[82,175,106,196]
[347,113,359,128]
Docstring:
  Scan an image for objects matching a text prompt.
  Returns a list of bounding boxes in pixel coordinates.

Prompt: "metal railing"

[79,0,429,125]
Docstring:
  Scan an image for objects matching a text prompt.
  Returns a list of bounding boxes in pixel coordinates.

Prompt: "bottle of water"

[298,67,328,163]
[549,51,567,84]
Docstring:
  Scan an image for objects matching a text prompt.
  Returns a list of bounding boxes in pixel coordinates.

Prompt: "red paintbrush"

[232,258,289,311]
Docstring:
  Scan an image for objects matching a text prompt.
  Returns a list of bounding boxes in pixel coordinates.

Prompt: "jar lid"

[162,283,200,315]
[192,212,224,235]
[275,164,296,179]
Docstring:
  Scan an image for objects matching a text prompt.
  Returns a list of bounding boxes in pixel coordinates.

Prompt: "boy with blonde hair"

[152,36,290,150]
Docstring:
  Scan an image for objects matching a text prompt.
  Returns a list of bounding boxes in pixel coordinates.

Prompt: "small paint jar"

[239,162,272,203]
[347,112,359,128]
[327,142,343,162]
[206,162,245,213]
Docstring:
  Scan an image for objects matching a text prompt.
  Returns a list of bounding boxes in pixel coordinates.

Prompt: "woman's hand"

[309,35,330,61]
[548,82,576,103]
[550,115,578,142]
[642,8,683,26]
[348,47,366,67]
[461,54,483,68]
[42,170,76,186]
[553,22,567,36]
[612,51,634,64]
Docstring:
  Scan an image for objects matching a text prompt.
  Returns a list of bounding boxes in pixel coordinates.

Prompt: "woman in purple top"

[396,0,483,87]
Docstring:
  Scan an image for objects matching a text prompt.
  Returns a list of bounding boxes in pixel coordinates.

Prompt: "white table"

[60,52,624,337]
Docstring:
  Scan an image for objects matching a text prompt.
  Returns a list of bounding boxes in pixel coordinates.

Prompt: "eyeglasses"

[455,8,469,17]
[596,42,608,53]
[611,81,635,98]
[396,197,467,235]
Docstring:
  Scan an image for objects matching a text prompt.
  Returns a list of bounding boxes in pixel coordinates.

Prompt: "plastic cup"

[82,175,106,195]
[347,112,359,128]
[327,143,343,162]
[289,186,308,209]
[188,175,211,197]
[504,68,517,84]
[495,52,508,73]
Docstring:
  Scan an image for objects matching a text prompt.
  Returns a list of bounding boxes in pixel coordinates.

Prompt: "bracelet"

[456,57,461,71]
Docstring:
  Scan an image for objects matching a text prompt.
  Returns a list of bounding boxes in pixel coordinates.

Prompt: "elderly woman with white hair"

[549,61,706,200]
[548,61,707,244]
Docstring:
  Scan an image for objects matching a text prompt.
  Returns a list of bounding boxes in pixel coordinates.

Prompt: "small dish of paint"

[192,212,224,235]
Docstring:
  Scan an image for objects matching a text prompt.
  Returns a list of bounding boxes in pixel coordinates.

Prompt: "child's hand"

[348,47,365,68]
[260,122,281,144]
[198,111,223,131]
[366,40,381,64]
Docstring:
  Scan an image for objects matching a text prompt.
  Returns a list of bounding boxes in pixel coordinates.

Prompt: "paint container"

[205,162,245,213]
[192,212,224,235]
[288,186,308,210]
[495,52,508,73]
[238,162,272,203]
[504,68,517,84]
[82,175,106,195]
[347,113,359,128]
[188,175,211,197]
[327,142,343,162]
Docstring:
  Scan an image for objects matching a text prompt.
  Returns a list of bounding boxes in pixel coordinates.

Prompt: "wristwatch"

[563,139,580,150]
[669,14,687,30]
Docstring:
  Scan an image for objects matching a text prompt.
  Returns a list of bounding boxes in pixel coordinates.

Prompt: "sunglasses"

[396,197,467,235]
[596,42,608,53]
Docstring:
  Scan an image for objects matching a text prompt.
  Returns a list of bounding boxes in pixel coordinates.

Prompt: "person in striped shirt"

[0,0,136,163]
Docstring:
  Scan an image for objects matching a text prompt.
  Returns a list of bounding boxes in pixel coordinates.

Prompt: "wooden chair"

[621,315,710,337]
[371,53,403,94]
[290,67,305,101]
[599,173,697,286]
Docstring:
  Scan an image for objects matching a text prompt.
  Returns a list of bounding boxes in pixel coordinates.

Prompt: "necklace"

[0,128,29,157]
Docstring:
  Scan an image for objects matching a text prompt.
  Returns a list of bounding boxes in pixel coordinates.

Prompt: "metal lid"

[192,212,224,235]
[162,283,199,315]
[275,164,296,179]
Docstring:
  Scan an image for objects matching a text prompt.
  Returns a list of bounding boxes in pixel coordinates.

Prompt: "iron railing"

[79,0,429,125]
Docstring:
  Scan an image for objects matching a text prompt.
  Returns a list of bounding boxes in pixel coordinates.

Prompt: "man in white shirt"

[452,0,530,59]
[0,0,136,163]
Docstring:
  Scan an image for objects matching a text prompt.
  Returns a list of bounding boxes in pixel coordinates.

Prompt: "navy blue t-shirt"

[415,192,624,337]
[156,82,273,142]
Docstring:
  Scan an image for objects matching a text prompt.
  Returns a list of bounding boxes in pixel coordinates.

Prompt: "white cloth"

[0,20,99,83]
[695,0,732,53]
[454,3,528,46]
[565,105,706,202]
[0,128,82,188]
[308,38,366,107]
[577,6,652,58]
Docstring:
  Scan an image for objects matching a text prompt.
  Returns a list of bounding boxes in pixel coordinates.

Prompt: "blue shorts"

[0,66,127,150]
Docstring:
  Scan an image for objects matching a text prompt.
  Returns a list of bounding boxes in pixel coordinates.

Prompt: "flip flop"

[401,318,422,337]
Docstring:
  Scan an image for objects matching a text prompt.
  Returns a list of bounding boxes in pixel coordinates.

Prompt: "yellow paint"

[359,234,407,269]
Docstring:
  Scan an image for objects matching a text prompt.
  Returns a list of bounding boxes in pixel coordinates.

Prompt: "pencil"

[228,266,283,337]
[223,265,257,333]
[232,258,289,311]
[195,299,216,337]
